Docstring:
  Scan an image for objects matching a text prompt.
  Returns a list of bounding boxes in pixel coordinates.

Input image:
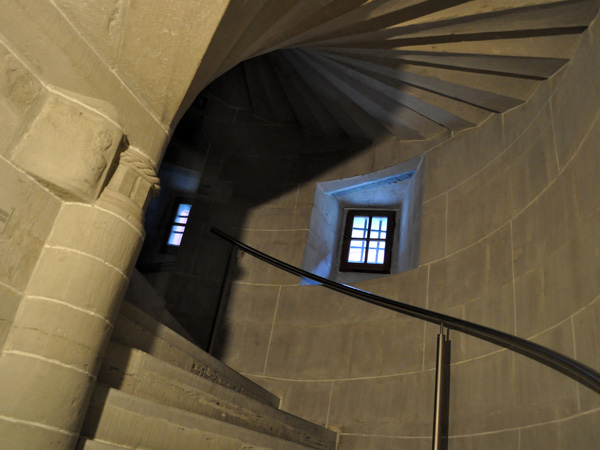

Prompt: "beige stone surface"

[0,351,94,430]
[26,247,129,320]
[1,0,600,448]
[0,417,77,450]
[47,203,143,272]
[0,283,21,351]
[6,297,112,373]
[0,157,62,291]
[10,94,122,202]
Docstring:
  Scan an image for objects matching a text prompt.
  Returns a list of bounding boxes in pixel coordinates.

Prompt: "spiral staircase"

[80,1,599,449]
[188,0,599,144]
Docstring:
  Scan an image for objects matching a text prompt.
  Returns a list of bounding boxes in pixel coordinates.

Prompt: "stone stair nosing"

[322,51,524,112]
[99,342,337,450]
[268,51,346,138]
[308,50,447,140]
[303,0,596,49]
[82,385,331,450]
[293,49,432,140]
[285,50,389,141]
[313,50,479,132]
[77,439,126,450]
[112,301,279,408]
[317,46,570,79]
[243,55,296,125]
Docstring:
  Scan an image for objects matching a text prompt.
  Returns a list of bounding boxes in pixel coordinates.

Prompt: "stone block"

[47,203,143,272]
[551,28,600,168]
[344,317,425,377]
[568,114,600,224]
[419,194,447,263]
[235,229,307,285]
[355,263,430,308]
[502,80,552,148]
[224,283,279,324]
[573,296,600,376]
[0,417,77,450]
[448,351,516,434]
[446,153,512,252]
[328,371,435,436]
[217,321,273,375]
[519,408,600,450]
[277,284,408,329]
[5,296,112,373]
[428,225,512,312]
[114,0,229,123]
[247,377,333,427]
[11,95,122,202]
[572,296,600,412]
[0,284,21,351]
[264,323,353,379]
[423,114,504,201]
[338,434,430,450]
[511,171,579,277]
[448,430,518,449]
[52,0,122,67]
[0,158,61,291]
[0,351,93,431]
[507,118,558,214]
[0,43,43,155]
[26,247,129,320]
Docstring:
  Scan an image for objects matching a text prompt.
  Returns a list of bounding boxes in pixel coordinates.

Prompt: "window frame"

[339,209,396,273]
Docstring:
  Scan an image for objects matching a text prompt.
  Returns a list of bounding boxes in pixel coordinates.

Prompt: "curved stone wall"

[213,13,600,450]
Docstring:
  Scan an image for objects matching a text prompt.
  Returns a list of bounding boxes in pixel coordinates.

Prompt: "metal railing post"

[432,324,450,450]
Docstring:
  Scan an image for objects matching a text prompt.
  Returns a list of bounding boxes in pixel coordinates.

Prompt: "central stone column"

[0,92,161,449]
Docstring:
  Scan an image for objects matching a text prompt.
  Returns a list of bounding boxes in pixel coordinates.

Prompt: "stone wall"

[194,14,600,450]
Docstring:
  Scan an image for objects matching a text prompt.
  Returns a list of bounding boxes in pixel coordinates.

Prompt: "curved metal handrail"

[211,227,600,394]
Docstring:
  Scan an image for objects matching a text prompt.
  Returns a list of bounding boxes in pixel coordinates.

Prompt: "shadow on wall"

[159,61,406,349]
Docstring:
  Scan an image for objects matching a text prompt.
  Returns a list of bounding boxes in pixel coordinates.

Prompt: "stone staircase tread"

[83,385,327,450]
[112,301,279,407]
[99,343,336,450]
[77,439,127,450]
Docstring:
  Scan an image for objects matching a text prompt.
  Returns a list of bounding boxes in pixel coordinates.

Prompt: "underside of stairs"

[196,0,599,145]
[78,302,337,450]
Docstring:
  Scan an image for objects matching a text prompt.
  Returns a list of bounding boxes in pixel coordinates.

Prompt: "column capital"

[96,146,161,228]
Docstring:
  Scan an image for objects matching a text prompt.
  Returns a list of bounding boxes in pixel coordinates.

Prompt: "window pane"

[367,241,386,264]
[168,229,184,246]
[370,217,388,239]
[348,239,367,263]
[175,203,192,224]
[351,216,369,238]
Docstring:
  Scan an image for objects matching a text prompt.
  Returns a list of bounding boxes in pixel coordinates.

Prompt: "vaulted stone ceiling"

[194,0,599,142]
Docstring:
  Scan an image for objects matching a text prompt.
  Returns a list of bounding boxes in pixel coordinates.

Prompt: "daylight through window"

[340,210,395,273]
[167,203,192,246]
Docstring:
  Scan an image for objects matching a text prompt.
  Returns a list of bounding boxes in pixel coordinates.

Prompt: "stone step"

[82,385,325,450]
[243,56,297,125]
[302,0,596,48]
[112,301,279,407]
[76,439,125,450]
[324,51,523,112]
[99,343,336,450]
[307,50,446,140]
[285,50,389,141]
[268,51,345,138]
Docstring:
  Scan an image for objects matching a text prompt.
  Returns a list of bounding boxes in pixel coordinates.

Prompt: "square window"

[339,210,395,273]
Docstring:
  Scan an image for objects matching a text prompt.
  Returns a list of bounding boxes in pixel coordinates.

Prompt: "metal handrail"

[211,227,600,395]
